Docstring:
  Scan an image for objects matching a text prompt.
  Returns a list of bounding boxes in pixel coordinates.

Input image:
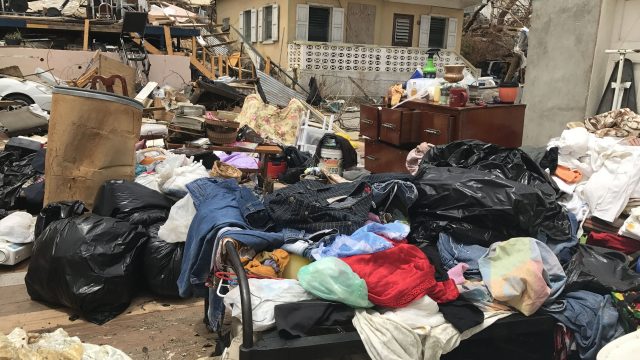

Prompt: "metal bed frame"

[222,241,558,360]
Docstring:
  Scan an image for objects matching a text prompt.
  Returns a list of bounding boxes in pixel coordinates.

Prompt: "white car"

[0,76,52,111]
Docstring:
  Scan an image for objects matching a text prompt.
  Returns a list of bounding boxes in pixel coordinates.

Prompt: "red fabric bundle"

[587,231,640,255]
[342,243,458,307]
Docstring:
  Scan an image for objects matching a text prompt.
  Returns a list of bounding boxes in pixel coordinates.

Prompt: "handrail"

[224,241,254,349]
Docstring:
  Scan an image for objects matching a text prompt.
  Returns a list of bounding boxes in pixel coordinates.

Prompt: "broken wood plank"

[163,25,174,55]
[83,19,90,51]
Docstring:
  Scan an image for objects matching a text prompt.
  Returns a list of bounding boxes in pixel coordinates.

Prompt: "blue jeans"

[178,178,248,299]
[437,233,488,278]
[178,178,317,330]
[544,291,624,360]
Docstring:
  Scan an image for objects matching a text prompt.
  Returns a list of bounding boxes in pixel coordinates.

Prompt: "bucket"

[44,86,143,209]
[319,145,343,176]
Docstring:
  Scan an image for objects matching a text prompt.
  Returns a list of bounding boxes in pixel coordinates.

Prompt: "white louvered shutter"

[296,4,309,41]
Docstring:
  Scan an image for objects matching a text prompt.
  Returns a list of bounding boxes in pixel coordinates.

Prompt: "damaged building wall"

[0,49,190,90]
[217,0,291,67]
[522,0,603,146]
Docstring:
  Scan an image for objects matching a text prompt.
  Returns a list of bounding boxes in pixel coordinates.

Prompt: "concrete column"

[522,0,604,145]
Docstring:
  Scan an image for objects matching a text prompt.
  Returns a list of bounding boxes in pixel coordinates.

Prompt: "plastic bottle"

[433,85,441,103]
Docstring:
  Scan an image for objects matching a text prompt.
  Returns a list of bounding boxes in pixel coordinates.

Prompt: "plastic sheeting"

[565,245,640,294]
[25,214,148,324]
[411,167,571,246]
[0,151,36,210]
[34,200,88,239]
[92,180,173,226]
[143,223,184,297]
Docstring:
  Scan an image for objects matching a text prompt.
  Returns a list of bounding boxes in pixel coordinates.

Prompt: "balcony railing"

[288,41,479,76]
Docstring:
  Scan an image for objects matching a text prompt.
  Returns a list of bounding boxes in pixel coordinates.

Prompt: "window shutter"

[272,4,279,41]
[258,7,264,42]
[419,15,430,48]
[251,9,257,42]
[296,4,309,41]
[331,7,344,43]
[447,17,458,50]
[238,11,244,40]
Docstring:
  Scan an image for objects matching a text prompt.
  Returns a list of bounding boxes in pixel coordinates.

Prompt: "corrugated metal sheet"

[256,70,306,108]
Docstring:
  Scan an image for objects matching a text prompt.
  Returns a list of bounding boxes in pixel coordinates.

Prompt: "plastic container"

[499,83,519,104]
[266,159,287,180]
[319,143,343,176]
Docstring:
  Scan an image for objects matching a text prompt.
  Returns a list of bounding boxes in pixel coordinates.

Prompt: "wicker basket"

[210,160,242,182]
[205,117,240,145]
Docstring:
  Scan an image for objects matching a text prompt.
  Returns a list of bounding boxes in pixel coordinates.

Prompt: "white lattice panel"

[288,43,466,74]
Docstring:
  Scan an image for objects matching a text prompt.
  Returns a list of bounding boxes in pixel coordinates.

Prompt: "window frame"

[243,10,252,41]
[392,13,414,47]
[308,5,331,43]
[428,16,447,49]
[263,5,273,42]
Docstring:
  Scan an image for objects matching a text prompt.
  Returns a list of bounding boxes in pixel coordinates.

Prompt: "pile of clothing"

[170,139,639,360]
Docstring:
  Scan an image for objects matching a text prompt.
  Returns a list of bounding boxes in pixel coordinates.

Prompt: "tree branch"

[463,3,489,34]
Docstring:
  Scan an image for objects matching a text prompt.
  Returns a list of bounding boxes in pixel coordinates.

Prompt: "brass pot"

[444,65,466,83]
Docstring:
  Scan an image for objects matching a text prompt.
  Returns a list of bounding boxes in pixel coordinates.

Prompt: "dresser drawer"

[364,139,410,173]
[379,108,418,146]
[417,111,453,145]
[360,104,380,139]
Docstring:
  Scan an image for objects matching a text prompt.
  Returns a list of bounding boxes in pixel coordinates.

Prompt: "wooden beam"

[191,36,196,60]
[163,25,173,55]
[131,35,164,55]
[83,19,90,51]
[265,56,271,74]
[218,55,223,77]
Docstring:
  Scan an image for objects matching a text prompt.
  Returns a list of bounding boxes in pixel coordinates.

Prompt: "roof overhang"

[386,0,484,10]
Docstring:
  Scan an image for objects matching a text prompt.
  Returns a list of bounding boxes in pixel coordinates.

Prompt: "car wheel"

[3,94,34,109]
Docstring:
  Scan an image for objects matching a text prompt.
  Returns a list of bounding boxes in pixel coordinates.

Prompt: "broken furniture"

[120,11,151,79]
[360,101,526,173]
[90,75,129,96]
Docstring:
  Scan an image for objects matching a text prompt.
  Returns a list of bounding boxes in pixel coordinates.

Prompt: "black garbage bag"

[410,167,571,245]
[25,214,148,324]
[422,140,560,195]
[143,223,184,297]
[34,200,88,239]
[0,151,36,209]
[412,140,571,244]
[93,180,173,226]
[565,245,640,294]
[279,146,312,184]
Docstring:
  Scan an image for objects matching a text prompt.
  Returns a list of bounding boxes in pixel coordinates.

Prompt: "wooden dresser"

[361,100,526,173]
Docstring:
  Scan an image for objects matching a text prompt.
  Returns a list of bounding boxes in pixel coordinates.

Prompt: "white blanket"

[353,306,512,360]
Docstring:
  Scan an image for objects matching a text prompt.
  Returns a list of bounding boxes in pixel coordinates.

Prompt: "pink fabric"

[447,263,469,285]
[406,142,434,175]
